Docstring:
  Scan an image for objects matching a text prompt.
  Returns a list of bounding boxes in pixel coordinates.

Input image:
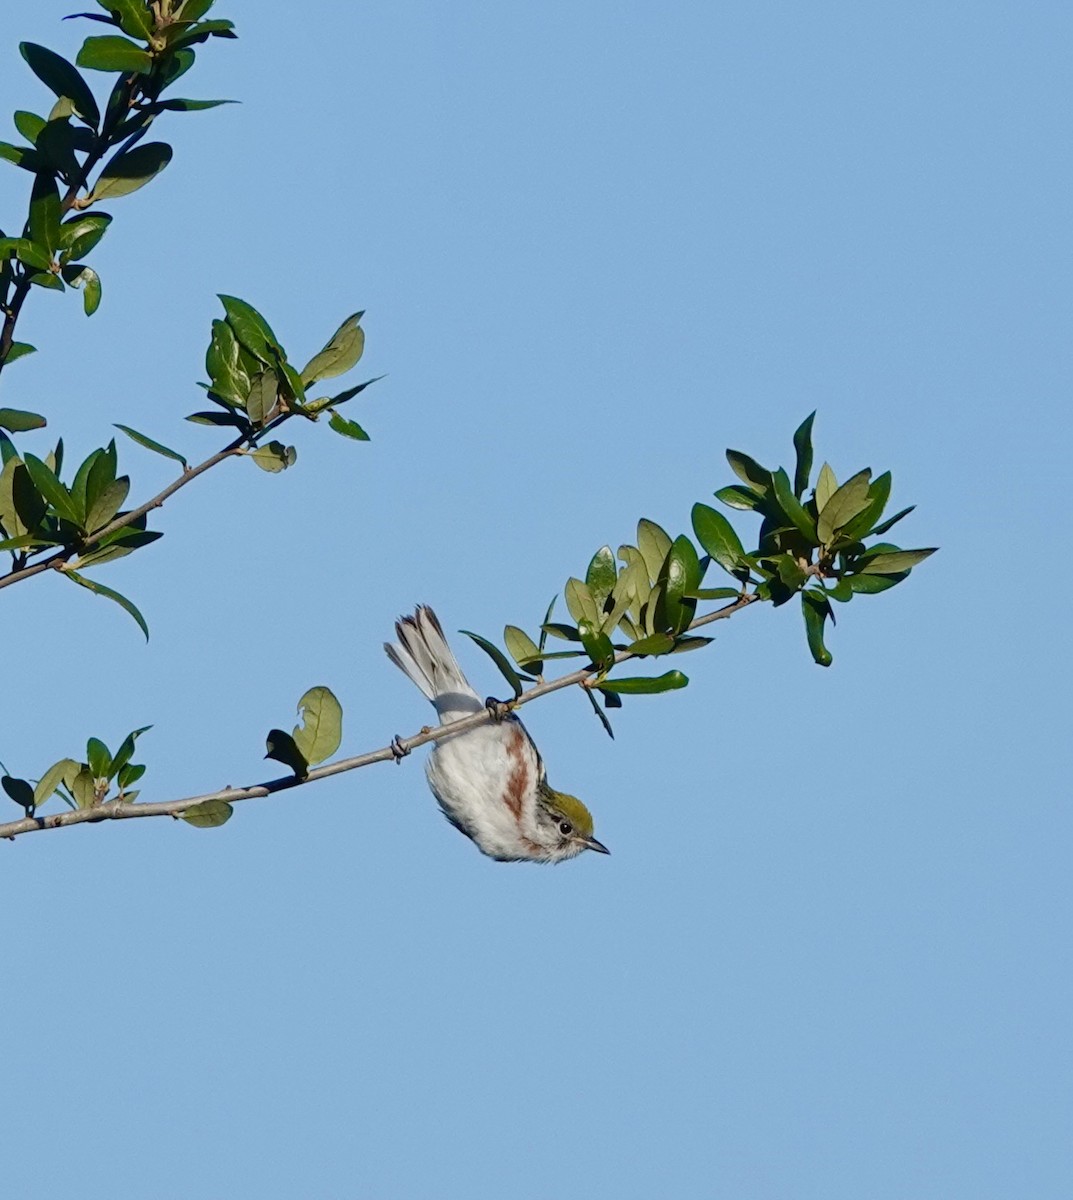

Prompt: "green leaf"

[814,462,837,512]
[770,467,817,540]
[577,619,615,671]
[61,264,102,314]
[22,453,81,525]
[792,411,815,497]
[85,475,129,531]
[265,729,308,778]
[541,622,581,642]
[328,411,370,441]
[564,577,600,627]
[59,211,112,255]
[869,505,915,538]
[69,766,96,809]
[311,376,382,410]
[816,468,872,544]
[0,142,44,171]
[714,484,762,511]
[218,294,281,363]
[91,141,173,200]
[19,43,100,128]
[847,570,909,594]
[600,670,689,695]
[14,110,46,143]
[584,687,615,740]
[858,548,936,574]
[28,271,64,292]
[33,758,80,808]
[692,502,745,573]
[186,409,248,427]
[110,725,150,778]
[150,97,237,112]
[0,459,46,536]
[460,630,523,698]
[688,586,739,600]
[801,591,833,667]
[292,686,343,767]
[98,0,153,40]
[77,36,153,74]
[504,625,542,673]
[181,799,233,828]
[0,408,47,432]
[2,342,37,366]
[66,569,149,638]
[841,471,891,541]
[626,632,675,656]
[637,519,672,583]
[300,311,365,385]
[86,736,111,778]
[249,441,295,472]
[657,534,700,634]
[245,368,279,425]
[117,762,145,789]
[2,775,36,811]
[774,553,807,591]
[585,544,617,611]
[725,449,771,494]
[537,596,557,653]
[0,237,52,270]
[114,424,187,468]
[177,0,216,20]
[29,173,61,256]
[669,635,713,653]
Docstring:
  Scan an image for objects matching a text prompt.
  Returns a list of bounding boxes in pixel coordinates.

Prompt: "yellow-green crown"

[541,786,594,839]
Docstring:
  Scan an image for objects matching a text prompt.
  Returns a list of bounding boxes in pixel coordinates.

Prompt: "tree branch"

[0,593,759,841]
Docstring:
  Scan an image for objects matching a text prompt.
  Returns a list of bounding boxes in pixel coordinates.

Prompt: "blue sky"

[2,2,1070,1197]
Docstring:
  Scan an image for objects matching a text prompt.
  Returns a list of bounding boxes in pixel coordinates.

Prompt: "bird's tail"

[385,605,482,721]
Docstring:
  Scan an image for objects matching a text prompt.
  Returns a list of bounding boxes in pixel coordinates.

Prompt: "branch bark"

[0,593,759,842]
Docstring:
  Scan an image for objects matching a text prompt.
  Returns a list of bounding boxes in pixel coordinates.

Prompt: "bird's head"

[533,782,610,862]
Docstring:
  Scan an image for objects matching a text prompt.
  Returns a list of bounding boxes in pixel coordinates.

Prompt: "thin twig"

[0,593,758,842]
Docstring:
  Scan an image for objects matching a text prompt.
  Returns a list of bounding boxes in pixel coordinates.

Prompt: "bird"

[385,605,609,863]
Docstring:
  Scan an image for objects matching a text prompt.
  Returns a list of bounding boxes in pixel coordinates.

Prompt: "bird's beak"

[584,836,610,855]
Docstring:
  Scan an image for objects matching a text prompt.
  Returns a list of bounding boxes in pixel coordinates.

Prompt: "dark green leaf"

[792,411,815,497]
[186,409,248,427]
[117,762,145,789]
[91,141,172,200]
[817,468,871,544]
[869,505,915,538]
[541,622,581,642]
[265,729,308,778]
[0,237,51,270]
[62,264,101,314]
[65,568,149,638]
[858,548,936,574]
[22,453,81,524]
[0,408,47,432]
[692,502,745,573]
[155,47,195,91]
[292,686,342,766]
[770,467,817,540]
[29,173,61,255]
[801,591,833,667]
[59,211,112,256]
[28,271,64,291]
[536,596,557,653]
[313,375,382,409]
[584,687,615,740]
[77,35,153,74]
[181,799,233,828]
[109,725,149,778]
[669,635,713,653]
[2,342,37,366]
[2,775,35,811]
[218,294,281,363]
[85,475,129,531]
[578,620,615,671]
[688,586,739,600]
[328,411,370,441]
[114,424,187,468]
[460,630,523,698]
[847,570,909,594]
[150,97,236,111]
[177,0,216,20]
[19,43,100,128]
[657,534,700,633]
[300,311,365,385]
[86,736,111,778]
[0,142,44,171]
[600,670,689,695]
[725,449,771,494]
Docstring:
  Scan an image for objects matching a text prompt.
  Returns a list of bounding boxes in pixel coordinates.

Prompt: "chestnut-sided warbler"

[386,606,609,863]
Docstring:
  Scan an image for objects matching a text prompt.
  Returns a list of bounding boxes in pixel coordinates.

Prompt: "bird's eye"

[559,821,573,836]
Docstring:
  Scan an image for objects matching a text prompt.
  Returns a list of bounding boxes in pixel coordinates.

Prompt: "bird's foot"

[390,735,410,764]
[485,697,513,722]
